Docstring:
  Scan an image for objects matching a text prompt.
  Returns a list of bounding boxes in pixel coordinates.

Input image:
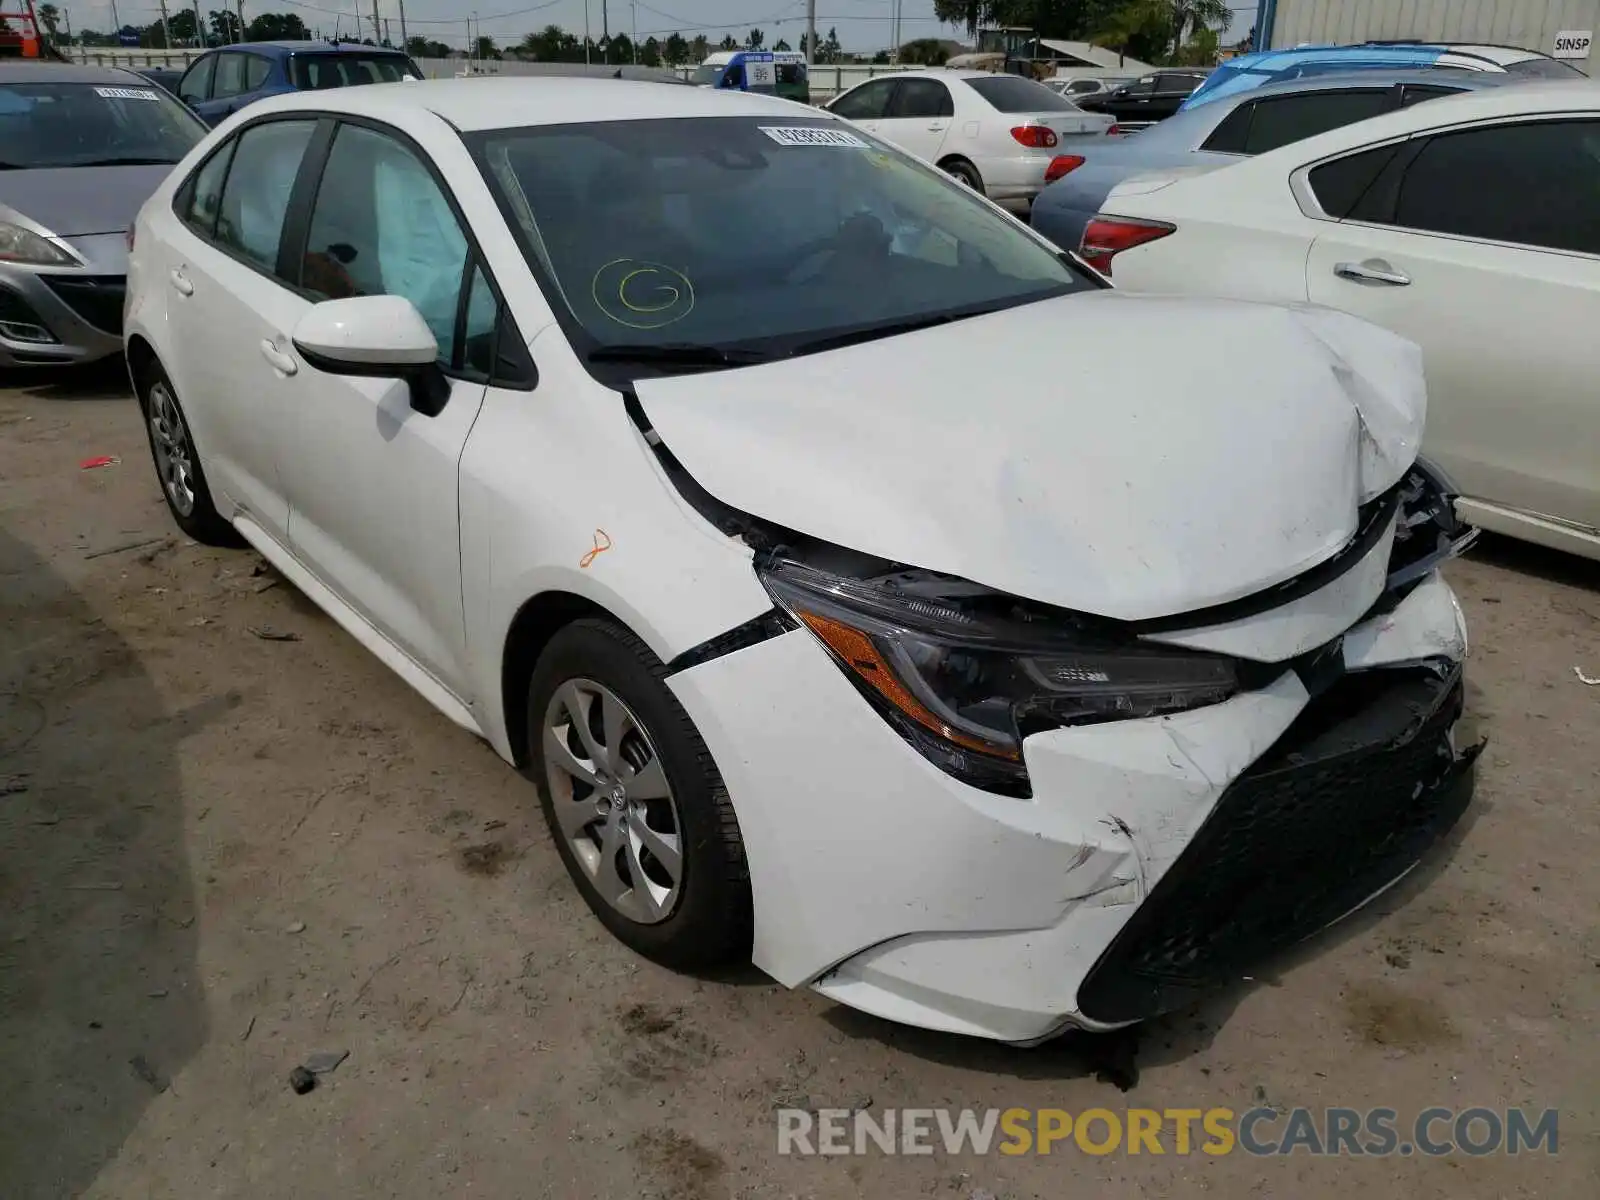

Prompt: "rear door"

[1305,117,1600,530]
[876,77,954,163]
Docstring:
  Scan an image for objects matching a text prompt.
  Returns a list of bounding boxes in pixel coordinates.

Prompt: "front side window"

[1390,119,1600,255]
[290,53,420,90]
[472,116,1093,377]
[214,119,317,271]
[829,79,894,120]
[0,81,206,169]
[888,79,953,120]
[966,75,1082,112]
[178,55,214,103]
[212,52,247,99]
[300,123,470,365]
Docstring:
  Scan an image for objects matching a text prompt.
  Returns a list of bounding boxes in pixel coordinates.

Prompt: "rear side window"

[1244,90,1393,154]
[1201,102,1255,153]
[1399,84,1460,107]
[1156,73,1204,93]
[291,53,418,90]
[245,55,273,92]
[1391,119,1600,254]
[214,119,317,272]
[1308,143,1402,218]
[966,75,1082,112]
[888,78,953,119]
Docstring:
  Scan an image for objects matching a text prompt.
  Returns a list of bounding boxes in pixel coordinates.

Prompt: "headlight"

[760,560,1241,797]
[0,221,77,267]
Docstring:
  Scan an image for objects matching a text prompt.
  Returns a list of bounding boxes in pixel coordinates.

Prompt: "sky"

[58,0,1259,55]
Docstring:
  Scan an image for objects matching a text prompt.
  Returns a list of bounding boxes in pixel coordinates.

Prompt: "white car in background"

[125,78,1478,1044]
[1081,81,1600,560]
[826,69,1115,211]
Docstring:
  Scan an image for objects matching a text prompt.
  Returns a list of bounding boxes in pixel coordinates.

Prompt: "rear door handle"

[169,269,193,296]
[259,339,298,376]
[1335,260,1410,286]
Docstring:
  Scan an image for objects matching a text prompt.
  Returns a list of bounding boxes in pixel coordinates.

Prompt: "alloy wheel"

[147,381,196,517]
[543,678,683,924]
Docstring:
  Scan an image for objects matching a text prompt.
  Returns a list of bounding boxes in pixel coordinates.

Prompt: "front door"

[276,120,494,697]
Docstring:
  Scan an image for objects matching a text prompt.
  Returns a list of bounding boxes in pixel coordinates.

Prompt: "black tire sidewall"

[526,618,751,969]
[135,362,238,546]
[944,159,983,192]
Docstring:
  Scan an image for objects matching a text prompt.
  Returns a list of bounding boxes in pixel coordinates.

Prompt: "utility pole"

[630,0,636,62]
[370,0,380,44]
[192,0,204,48]
[583,0,590,64]
[157,0,170,48]
[109,0,120,35]
[236,0,245,43]
[396,0,406,49]
[601,0,608,41]
[804,0,815,66]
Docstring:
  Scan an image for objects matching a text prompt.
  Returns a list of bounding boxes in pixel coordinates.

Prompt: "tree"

[746,28,763,49]
[899,37,949,65]
[640,36,662,66]
[164,9,198,45]
[474,34,498,59]
[1168,0,1230,55]
[823,27,842,63]
[690,34,709,62]
[663,32,688,64]
[1090,0,1170,65]
[36,3,60,42]
[207,9,240,44]
[871,49,890,64]
[247,13,310,41]
[772,37,791,52]
[718,34,737,51]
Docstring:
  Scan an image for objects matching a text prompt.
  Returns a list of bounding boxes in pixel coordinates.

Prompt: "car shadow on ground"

[0,360,135,403]
[1463,532,1600,594]
[0,526,207,1199]
[820,762,1488,1089]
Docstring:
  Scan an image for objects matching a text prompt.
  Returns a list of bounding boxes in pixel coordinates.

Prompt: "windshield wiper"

[65,156,181,167]
[586,343,773,369]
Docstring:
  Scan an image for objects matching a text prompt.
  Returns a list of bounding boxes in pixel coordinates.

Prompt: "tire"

[941,158,985,194]
[526,617,752,969]
[135,362,240,546]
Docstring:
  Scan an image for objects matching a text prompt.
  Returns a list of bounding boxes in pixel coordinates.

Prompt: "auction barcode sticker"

[95,86,160,101]
[760,126,868,148]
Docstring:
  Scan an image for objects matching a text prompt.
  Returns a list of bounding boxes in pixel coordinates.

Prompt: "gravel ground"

[1,363,1596,1199]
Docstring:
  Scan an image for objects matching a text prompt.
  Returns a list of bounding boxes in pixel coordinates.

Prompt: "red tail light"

[1010,124,1058,149]
[1078,216,1176,277]
[1044,155,1085,184]
[1107,124,1126,137]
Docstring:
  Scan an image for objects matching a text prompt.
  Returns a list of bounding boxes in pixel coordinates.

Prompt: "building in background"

[1253,0,1596,75]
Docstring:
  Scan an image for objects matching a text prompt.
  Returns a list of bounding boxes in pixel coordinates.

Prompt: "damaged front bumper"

[664,462,1479,1044]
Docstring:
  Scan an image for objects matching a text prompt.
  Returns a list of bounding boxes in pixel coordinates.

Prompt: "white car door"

[874,77,954,164]
[275,121,497,699]
[825,77,898,142]
[165,117,320,544]
[1304,116,1600,533]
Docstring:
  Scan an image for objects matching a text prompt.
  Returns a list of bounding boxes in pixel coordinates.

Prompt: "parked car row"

[105,74,1485,1044]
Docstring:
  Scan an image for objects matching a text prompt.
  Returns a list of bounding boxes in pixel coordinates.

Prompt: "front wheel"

[526,618,752,969]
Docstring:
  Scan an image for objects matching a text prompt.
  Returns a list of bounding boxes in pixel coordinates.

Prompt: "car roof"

[211,40,412,55]
[0,62,149,85]
[239,75,821,130]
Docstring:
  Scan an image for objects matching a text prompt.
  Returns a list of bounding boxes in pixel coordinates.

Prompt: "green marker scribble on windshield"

[592,259,696,330]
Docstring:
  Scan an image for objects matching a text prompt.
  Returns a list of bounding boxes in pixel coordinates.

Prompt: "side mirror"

[291,295,450,416]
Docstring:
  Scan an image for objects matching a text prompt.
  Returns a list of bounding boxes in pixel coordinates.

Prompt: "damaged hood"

[635,291,1425,622]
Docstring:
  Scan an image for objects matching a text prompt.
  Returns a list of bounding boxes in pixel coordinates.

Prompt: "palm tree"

[1168,0,1231,56]
[37,3,61,43]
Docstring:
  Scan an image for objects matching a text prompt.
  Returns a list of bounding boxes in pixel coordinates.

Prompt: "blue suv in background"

[175,41,422,126]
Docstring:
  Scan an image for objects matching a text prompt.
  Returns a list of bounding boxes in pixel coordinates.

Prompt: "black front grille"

[1077,668,1475,1025]
[42,275,125,336]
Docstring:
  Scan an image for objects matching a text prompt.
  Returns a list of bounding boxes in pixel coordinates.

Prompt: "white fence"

[64,47,926,99]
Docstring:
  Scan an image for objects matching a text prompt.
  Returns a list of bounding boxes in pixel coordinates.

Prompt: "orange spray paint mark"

[579,529,612,569]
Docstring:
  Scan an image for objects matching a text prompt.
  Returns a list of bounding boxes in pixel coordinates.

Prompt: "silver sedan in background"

[0,62,207,367]
[1030,69,1516,252]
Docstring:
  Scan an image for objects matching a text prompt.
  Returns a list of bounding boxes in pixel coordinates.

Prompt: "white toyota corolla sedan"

[125,77,1479,1043]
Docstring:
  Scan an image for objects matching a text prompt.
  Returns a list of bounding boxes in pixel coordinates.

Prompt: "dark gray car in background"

[0,62,207,367]
[1030,70,1516,252]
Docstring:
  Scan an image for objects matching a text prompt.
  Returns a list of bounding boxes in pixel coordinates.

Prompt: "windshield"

[0,81,205,169]
[690,64,722,86]
[289,52,422,89]
[966,75,1084,112]
[470,116,1092,374]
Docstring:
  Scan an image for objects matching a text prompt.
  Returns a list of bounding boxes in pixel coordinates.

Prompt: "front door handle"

[1335,259,1411,286]
[169,269,194,296]
[259,339,298,376]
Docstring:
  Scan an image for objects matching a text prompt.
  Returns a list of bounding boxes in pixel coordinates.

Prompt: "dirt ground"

[1,363,1596,1200]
